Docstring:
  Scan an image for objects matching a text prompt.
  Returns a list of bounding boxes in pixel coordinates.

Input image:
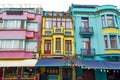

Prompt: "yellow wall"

[41,17,75,57]
[105,49,120,54]
[103,28,119,34]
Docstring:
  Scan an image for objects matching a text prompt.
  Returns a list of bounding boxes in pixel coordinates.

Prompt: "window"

[4,67,17,78]
[22,67,35,78]
[56,38,61,50]
[104,36,108,48]
[65,40,72,52]
[110,35,117,48]
[101,15,116,27]
[27,22,38,31]
[107,15,114,27]
[81,17,89,28]
[0,22,2,29]
[0,40,24,50]
[45,18,72,29]
[46,67,59,75]
[46,18,52,29]
[3,20,25,29]
[44,40,51,51]
[26,41,37,51]
[83,38,90,49]
[102,16,106,27]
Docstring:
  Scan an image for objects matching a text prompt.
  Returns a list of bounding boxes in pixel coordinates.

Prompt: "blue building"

[70,4,120,80]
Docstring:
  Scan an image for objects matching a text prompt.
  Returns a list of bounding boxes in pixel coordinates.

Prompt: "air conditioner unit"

[32,53,39,59]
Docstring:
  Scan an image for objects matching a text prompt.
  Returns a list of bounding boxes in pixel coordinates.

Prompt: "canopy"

[0,59,37,67]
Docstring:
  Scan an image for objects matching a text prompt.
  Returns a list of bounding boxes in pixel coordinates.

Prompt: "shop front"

[36,58,75,80]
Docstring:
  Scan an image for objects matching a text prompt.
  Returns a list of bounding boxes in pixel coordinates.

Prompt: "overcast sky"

[0,0,120,11]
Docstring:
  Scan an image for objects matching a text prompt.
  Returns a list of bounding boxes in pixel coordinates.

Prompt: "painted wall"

[0,11,42,59]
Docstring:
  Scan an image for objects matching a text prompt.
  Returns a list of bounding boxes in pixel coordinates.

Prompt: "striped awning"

[35,58,70,66]
[77,60,120,69]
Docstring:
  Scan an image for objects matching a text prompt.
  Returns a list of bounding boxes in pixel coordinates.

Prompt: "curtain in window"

[0,40,23,50]
[26,42,37,51]
[16,21,21,29]
[27,23,38,31]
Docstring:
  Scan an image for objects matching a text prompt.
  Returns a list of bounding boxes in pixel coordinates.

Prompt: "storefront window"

[22,67,36,78]
[46,67,59,75]
[4,67,17,78]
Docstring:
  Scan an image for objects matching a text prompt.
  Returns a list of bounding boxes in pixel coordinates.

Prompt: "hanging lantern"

[114,70,115,73]
[104,70,106,72]
[94,68,96,70]
[107,70,109,73]
[88,67,90,70]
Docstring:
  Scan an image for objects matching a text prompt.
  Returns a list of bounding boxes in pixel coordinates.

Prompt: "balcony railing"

[79,27,93,37]
[81,48,95,56]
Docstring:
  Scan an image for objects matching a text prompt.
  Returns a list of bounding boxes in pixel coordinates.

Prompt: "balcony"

[81,48,95,57]
[79,27,93,37]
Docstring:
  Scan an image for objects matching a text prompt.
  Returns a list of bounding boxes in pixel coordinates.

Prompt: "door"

[83,69,95,80]
[44,40,51,54]
[83,38,90,54]
[62,68,72,80]
[82,17,89,32]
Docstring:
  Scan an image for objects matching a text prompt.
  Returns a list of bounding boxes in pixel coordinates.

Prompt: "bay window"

[26,41,37,51]
[27,22,38,32]
[104,35,118,49]
[0,40,24,50]
[101,15,118,28]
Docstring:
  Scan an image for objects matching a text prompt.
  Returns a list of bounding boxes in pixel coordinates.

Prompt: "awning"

[77,60,120,69]
[35,58,70,67]
[0,59,37,67]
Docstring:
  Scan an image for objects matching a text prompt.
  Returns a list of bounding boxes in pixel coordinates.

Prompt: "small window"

[104,35,108,48]
[102,15,106,27]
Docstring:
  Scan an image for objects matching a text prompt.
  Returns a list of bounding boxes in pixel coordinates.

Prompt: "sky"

[0,0,120,11]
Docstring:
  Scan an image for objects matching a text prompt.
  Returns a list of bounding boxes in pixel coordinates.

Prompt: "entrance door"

[83,69,95,80]
[44,40,51,54]
[62,68,72,80]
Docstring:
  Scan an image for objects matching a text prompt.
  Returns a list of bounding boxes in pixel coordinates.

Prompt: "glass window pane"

[26,41,37,51]
[110,35,117,48]
[107,16,114,27]
[27,23,38,31]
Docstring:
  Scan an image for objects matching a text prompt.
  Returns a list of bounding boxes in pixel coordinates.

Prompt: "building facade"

[0,6,42,80]
[37,11,75,80]
[70,4,120,80]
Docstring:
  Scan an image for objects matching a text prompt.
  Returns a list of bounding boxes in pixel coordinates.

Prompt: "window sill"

[102,27,119,29]
[105,48,120,50]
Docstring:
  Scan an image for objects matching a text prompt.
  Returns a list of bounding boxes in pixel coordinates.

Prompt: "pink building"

[0,7,42,80]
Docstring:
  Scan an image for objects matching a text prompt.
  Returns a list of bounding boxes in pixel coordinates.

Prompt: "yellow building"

[40,11,75,80]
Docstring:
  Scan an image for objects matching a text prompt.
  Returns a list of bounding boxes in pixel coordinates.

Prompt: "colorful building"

[0,5,42,80]
[35,11,75,80]
[70,4,120,80]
